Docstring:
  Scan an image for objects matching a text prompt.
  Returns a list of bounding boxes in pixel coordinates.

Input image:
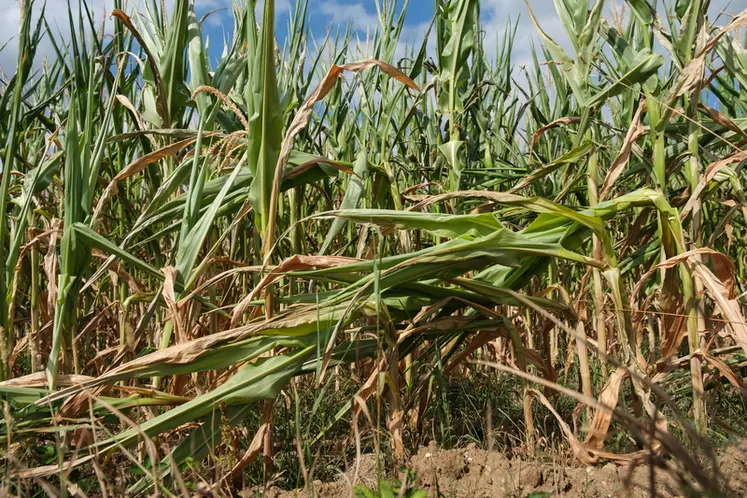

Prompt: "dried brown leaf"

[111,10,168,124]
[529,117,581,160]
[584,367,628,450]
[681,150,747,220]
[600,101,647,199]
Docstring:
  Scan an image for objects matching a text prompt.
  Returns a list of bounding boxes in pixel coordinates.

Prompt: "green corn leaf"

[95,347,315,451]
[177,156,246,289]
[187,3,211,115]
[586,52,663,108]
[246,0,283,237]
[320,150,369,255]
[0,0,35,377]
[332,209,504,239]
[159,0,189,124]
[577,0,605,66]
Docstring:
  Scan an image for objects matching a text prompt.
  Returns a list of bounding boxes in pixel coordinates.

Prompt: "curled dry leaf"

[224,422,269,484]
[530,388,596,465]
[42,220,61,321]
[162,266,187,345]
[92,249,143,293]
[529,116,581,161]
[584,367,628,450]
[691,260,747,357]
[115,95,148,133]
[701,8,747,54]
[109,137,206,188]
[111,10,168,124]
[704,354,747,398]
[92,135,215,223]
[283,156,356,180]
[600,101,647,200]
[0,372,96,389]
[478,361,662,466]
[630,247,733,311]
[631,247,746,357]
[13,455,96,480]
[699,104,747,139]
[681,150,747,220]
[661,54,706,125]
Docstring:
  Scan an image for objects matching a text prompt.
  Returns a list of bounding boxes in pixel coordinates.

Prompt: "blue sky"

[0,0,534,73]
[2,1,747,75]
[191,0,525,66]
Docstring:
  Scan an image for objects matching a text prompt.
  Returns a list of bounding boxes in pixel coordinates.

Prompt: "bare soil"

[253,439,747,498]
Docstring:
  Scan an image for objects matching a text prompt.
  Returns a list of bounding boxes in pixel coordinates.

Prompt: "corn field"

[2,0,747,495]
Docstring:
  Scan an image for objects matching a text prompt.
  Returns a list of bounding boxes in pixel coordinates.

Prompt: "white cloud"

[474,0,747,91]
[483,0,747,66]
[317,0,378,32]
[0,0,131,74]
[0,0,235,74]
[5,0,747,77]
[304,0,565,68]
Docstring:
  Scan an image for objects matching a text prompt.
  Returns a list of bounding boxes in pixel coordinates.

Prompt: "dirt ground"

[256,439,747,498]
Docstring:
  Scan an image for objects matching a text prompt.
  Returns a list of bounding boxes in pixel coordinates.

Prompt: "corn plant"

[1,0,747,495]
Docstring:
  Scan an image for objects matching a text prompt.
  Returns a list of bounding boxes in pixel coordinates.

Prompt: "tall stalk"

[0,0,34,380]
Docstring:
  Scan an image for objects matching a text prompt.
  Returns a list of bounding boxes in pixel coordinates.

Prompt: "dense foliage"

[1,0,747,495]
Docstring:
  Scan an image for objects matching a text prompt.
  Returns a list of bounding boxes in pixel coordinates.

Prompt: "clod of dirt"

[717,439,747,496]
[411,442,474,486]
[247,441,747,498]
[407,445,678,498]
